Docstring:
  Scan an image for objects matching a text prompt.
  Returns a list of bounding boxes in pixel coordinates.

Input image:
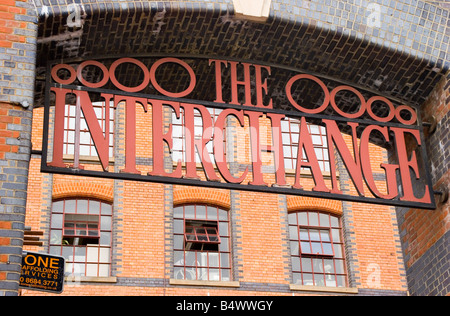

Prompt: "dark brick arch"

[34,0,448,108]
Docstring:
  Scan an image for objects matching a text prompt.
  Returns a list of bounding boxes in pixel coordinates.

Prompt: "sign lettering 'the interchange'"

[43,57,436,210]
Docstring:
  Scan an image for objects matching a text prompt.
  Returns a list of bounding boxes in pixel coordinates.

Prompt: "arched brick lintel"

[52,182,114,203]
[287,196,342,216]
[173,187,231,210]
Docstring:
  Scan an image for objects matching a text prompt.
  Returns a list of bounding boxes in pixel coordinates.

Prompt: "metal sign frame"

[41,56,437,210]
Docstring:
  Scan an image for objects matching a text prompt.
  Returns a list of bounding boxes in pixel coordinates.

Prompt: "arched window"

[49,198,113,277]
[288,210,347,287]
[173,204,231,281]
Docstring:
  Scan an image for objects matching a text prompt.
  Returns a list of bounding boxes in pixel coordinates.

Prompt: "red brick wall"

[21,102,409,296]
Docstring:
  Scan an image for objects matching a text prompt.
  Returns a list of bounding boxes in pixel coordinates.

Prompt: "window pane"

[314,274,325,286]
[86,264,98,277]
[335,259,345,274]
[77,200,88,214]
[89,200,100,214]
[298,212,308,225]
[100,216,111,231]
[290,241,299,255]
[209,235,219,242]
[291,257,300,271]
[74,223,86,232]
[50,230,62,245]
[289,226,299,240]
[49,246,60,255]
[185,226,194,234]
[174,220,183,234]
[300,242,311,254]
[219,222,228,236]
[303,273,313,286]
[74,247,86,262]
[62,246,74,260]
[73,263,85,276]
[334,244,343,258]
[293,273,302,284]
[185,233,196,241]
[185,205,195,219]
[207,206,218,220]
[219,237,229,252]
[330,216,339,227]
[174,267,184,279]
[336,275,346,287]
[51,214,63,229]
[188,267,199,281]
[288,213,297,225]
[221,269,230,281]
[196,205,207,220]
[174,206,183,219]
[209,269,220,281]
[87,246,99,262]
[308,212,319,226]
[324,259,334,274]
[319,213,330,227]
[311,242,322,254]
[99,248,110,263]
[218,209,228,221]
[220,253,230,268]
[100,232,111,245]
[301,258,312,273]
[197,267,208,280]
[52,201,64,213]
[185,252,196,266]
[101,203,112,215]
[312,258,323,273]
[320,230,331,242]
[174,251,184,265]
[64,263,73,276]
[65,200,76,213]
[174,235,183,250]
[208,253,219,267]
[325,274,336,287]
[309,229,320,241]
[323,243,333,255]
[299,229,309,240]
[64,229,75,236]
[332,229,341,242]
[99,264,110,277]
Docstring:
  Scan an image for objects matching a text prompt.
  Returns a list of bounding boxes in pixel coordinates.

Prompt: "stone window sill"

[169,279,240,288]
[65,276,117,283]
[289,284,358,294]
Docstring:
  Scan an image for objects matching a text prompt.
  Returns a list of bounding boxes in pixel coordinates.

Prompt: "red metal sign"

[42,57,436,210]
